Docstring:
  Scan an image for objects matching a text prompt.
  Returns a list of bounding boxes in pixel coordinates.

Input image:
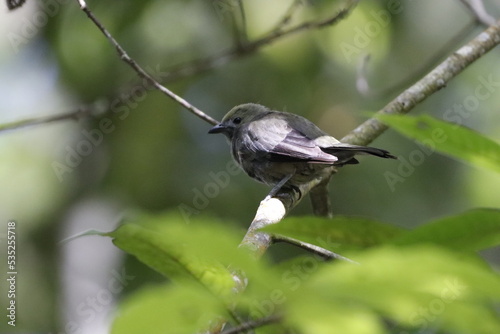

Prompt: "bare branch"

[0,107,93,133]
[240,167,334,256]
[159,0,359,84]
[272,235,359,263]
[220,314,281,334]
[1,1,358,133]
[309,173,334,217]
[74,0,219,125]
[241,19,500,256]
[362,20,478,99]
[356,54,372,96]
[458,0,496,26]
[341,20,500,146]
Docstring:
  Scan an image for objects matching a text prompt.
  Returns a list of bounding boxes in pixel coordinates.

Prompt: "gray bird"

[209,103,396,197]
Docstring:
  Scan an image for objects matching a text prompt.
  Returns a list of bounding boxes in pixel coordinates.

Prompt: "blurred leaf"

[261,215,404,251]
[287,298,384,334]
[286,246,500,334]
[106,213,239,298]
[106,212,279,300]
[392,208,500,251]
[319,1,391,67]
[111,282,226,334]
[375,114,500,174]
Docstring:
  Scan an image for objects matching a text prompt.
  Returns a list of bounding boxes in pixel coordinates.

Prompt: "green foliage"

[392,208,500,251]
[106,213,278,301]
[105,210,500,334]
[107,216,237,299]
[375,114,500,174]
[286,246,500,334]
[112,283,227,334]
[104,94,500,334]
[262,209,500,253]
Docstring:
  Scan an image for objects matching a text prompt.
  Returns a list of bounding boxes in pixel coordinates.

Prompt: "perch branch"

[240,167,335,256]
[242,19,500,255]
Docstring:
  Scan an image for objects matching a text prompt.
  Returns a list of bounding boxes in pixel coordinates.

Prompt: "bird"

[208,103,396,198]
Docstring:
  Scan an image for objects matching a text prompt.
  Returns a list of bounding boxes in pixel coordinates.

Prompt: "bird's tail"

[321,144,397,160]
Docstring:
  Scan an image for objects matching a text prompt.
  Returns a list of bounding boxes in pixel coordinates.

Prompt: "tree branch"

[1,1,358,133]
[0,107,91,133]
[158,0,359,84]
[341,19,500,146]
[242,19,500,255]
[309,172,335,217]
[458,0,496,26]
[272,235,358,263]
[74,0,218,125]
[219,314,281,334]
[240,167,334,256]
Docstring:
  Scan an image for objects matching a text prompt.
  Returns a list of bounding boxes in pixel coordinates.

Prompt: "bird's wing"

[245,117,338,163]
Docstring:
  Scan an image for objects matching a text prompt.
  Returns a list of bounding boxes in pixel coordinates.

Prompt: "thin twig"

[356,54,371,96]
[235,0,248,47]
[0,0,358,134]
[74,0,219,125]
[367,20,478,99]
[0,107,91,133]
[341,19,500,146]
[458,0,496,26]
[157,0,359,84]
[220,314,281,334]
[272,235,359,264]
[270,0,307,33]
[253,0,358,49]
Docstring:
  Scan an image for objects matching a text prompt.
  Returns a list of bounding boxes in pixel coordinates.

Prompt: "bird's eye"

[233,117,242,124]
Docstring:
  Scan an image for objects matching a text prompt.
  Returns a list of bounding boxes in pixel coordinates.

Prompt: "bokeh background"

[1,0,499,333]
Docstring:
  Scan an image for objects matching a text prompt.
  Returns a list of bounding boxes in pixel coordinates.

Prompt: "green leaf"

[287,298,384,334]
[375,113,500,173]
[106,212,279,301]
[286,245,500,334]
[106,213,240,298]
[260,216,404,251]
[392,208,500,251]
[111,283,226,334]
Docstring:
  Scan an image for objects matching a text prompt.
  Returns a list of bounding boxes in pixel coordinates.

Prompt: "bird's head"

[208,103,269,139]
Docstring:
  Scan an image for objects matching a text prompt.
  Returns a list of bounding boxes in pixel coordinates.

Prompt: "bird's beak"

[208,123,227,134]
